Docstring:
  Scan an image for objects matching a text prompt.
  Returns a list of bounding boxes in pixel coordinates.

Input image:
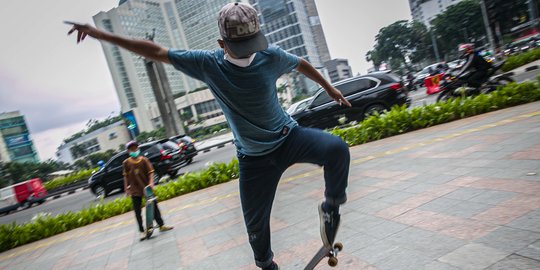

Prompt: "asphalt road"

[2,68,539,225]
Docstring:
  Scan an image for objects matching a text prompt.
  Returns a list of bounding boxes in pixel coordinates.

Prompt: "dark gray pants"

[238,126,349,268]
[132,196,164,232]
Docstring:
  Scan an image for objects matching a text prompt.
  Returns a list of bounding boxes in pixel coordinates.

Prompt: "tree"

[431,0,485,58]
[366,20,433,72]
[0,160,67,187]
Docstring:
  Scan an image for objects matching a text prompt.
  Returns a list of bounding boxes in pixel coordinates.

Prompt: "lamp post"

[480,0,497,53]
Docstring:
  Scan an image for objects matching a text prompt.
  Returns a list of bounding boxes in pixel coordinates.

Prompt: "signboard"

[5,134,30,148]
[122,111,140,137]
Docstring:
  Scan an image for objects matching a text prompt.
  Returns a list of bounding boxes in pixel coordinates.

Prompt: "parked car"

[169,134,198,164]
[88,139,184,197]
[287,97,314,115]
[291,71,411,129]
[0,178,47,215]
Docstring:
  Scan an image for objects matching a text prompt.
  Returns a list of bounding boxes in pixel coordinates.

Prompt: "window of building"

[195,100,221,115]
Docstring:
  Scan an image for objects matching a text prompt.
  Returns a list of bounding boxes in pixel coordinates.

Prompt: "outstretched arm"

[66,22,170,64]
[296,59,351,107]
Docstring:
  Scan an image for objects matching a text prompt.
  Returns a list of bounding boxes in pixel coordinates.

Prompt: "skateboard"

[143,185,156,239]
[304,242,343,270]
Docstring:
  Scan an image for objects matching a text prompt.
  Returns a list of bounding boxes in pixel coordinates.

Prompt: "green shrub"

[502,47,540,72]
[0,159,239,252]
[43,168,96,191]
[329,80,540,147]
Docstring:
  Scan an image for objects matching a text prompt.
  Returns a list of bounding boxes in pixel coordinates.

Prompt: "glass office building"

[0,111,39,163]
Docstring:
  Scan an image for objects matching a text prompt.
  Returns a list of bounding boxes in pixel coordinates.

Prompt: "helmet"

[459,44,474,56]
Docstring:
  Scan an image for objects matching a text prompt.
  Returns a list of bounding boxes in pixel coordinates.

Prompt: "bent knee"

[326,137,350,160]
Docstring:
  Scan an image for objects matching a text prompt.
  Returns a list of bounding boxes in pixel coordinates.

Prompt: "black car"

[88,139,184,197]
[169,134,198,164]
[291,72,411,129]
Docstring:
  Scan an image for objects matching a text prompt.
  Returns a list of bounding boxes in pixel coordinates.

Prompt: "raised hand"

[65,21,104,43]
[326,87,351,107]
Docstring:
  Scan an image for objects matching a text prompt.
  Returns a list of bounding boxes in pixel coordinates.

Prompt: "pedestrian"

[67,3,350,268]
[123,141,173,241]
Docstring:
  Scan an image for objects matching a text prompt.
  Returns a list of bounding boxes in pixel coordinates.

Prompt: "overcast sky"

[0,0,411,161]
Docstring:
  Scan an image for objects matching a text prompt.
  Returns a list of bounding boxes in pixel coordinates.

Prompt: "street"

[1,68,539,226]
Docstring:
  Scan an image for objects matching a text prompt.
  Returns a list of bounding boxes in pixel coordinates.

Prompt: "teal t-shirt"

[168,45,300,156]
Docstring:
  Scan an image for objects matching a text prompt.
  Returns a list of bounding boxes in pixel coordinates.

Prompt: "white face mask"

[224,53,256,67]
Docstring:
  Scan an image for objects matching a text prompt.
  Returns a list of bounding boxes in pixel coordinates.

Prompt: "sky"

[0,0,411,161]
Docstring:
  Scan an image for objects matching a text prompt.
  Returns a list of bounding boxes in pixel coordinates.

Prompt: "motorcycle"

[436,61,514,102]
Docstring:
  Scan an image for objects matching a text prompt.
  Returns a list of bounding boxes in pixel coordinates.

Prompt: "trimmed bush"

[1,80,540,252]
[43,168,96,191]
[330,80,540,146]
[502,47,540,72]
[0,159,239,252]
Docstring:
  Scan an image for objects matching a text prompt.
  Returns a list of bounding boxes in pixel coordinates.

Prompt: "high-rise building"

[325,58,353,83]
[94,0,231,133]
[249,0,332,94]
[409,0,466,26]
[0,111,39,163]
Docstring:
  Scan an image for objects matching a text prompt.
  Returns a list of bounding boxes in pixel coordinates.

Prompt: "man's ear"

[217,39,225,48]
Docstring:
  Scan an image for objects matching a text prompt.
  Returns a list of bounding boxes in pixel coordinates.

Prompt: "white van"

[0,186,19,215]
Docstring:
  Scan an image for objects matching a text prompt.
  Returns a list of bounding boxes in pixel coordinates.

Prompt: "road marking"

[1,110,539,261]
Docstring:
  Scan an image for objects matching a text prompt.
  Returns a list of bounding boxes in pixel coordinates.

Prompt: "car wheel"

[93,185,107,198]
[364,104,386,117]
[20,200,32,209]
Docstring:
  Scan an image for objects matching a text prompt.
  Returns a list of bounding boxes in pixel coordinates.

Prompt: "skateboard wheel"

[334,242,343,251]
[328,256,338,267]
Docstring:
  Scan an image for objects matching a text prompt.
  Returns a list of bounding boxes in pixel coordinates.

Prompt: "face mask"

[129,150,140,158]
[224,53,256,67]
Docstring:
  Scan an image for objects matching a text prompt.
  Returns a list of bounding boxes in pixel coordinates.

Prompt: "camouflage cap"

[218,2,268,58]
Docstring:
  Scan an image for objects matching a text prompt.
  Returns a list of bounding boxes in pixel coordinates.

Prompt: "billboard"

[122,110,140,137]
[5,134,30,148]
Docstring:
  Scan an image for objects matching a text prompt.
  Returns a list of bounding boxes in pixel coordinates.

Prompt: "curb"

[198,139,234,153]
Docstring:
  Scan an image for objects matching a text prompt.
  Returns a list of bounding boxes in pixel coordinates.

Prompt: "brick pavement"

[1,101,539,270]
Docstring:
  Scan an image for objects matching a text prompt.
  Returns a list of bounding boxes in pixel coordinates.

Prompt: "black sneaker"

[318,202,341,247]
[262,261,279,270]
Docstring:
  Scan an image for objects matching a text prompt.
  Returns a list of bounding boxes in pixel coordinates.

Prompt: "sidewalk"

[1,102,539,270]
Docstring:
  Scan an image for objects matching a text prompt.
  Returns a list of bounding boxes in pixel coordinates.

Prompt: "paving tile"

[507,210,540,233]
[443,187,486,200]
[385,226,465,259]
[475,226,540,253]
[469,190,518,205]
[372,247,435,270]
[418,197,461,213]
[439,201,493,218]
[486,254,540,270]
[516,239,540,261]
[439,243,510,270]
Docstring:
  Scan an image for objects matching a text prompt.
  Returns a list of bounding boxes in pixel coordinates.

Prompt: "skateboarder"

[67,2,349,268]
[122,141,173,241]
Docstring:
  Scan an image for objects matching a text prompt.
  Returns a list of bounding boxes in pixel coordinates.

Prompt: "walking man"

[68,3,350,268]
[123,141,173,241]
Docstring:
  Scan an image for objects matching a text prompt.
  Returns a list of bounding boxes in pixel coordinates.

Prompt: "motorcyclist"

[456,44,492,91]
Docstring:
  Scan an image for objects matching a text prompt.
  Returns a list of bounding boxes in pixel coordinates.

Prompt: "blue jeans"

[238,126,349,268]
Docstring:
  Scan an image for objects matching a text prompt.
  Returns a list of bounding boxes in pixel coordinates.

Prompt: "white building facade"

[56,121,131,164]
[409,0,465,26]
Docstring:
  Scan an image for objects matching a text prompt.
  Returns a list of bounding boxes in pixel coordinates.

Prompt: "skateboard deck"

[304,242,343,270]
[144,185,156,239]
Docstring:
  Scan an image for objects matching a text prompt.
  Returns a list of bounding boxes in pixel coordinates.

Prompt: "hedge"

[330,80,540,145]
[0,159,238,252]
[502,47,540,72]
[43,168,96,192]
[1,80,540,252]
